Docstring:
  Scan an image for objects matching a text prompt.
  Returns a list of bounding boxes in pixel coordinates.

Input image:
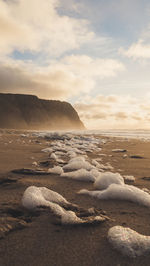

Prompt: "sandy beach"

[1,129,150,266]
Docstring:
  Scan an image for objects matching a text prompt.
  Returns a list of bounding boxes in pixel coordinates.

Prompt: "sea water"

[92,130,150,140]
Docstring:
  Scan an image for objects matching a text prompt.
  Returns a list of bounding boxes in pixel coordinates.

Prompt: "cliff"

[0,93,85,130]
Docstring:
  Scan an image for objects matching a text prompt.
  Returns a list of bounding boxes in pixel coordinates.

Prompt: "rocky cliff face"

[0,93,84,130]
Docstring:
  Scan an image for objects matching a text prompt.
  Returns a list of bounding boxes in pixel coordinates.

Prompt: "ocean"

[89,130,150,140]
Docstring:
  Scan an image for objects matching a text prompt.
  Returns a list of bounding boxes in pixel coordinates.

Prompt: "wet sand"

[1,130,150,265]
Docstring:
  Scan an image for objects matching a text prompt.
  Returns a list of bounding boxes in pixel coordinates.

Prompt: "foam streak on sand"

[61,168,98,182]
[22,186,83,224]
[94,172,124,189]
[78,170,150,208]
[22,186,107,225]
[63,159,94,171]
[79,183,150,207]
[108,226,150,257]
[48,166,63,175]
[40,132,105,175]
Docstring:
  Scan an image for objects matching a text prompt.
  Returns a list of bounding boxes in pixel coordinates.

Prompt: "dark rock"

[130,155,145,159]
[11,168,52,175]
[0,93,85,130]
[112,149,127,153]
[141,177,150,180]
[0,177,17,185]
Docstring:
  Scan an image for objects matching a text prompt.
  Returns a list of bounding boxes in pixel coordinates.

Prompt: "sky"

[1,0,150,129]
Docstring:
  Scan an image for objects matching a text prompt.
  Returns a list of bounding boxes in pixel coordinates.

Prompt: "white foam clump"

[55,151,66,156]
[79,183,150,208]
[94,172,124,190]
[56,158,66,164]
[32,161,38,166]
[69,156,86,163]
[96,163,113,171]
[68,147,85,155]
[63,156,94,171]
[108,226,150,257]
[41,147,53,153]
[91,168,100,179]
[22,186,83,224]
[50,153,57,160]
[22,186,68,209]
[61,168,98,182]
[48,166,64,175]
[142,188,150,194]
[67,151,77,158]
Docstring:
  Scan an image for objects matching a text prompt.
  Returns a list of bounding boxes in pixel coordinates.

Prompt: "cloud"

[0,52,125,100]
[140,104,150,111]
[60,55,125,78]
[131,114,142,121]
[74,94,150,129]
[83,112,108,120]
[0,0,94,57]
[120,40,150,59]
[0,0,125,101]
[113,112,128,120]
[0,64,67,99]
[0,0,40,55]
[0,63,83,99]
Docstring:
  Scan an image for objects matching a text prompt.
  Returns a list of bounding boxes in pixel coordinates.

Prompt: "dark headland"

[0,93,84,130]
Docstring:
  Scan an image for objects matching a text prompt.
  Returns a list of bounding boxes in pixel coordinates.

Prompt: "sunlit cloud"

[120,40,150,59]
[0,0,94,57]
[74,94,150,129]
[0,53,125,100]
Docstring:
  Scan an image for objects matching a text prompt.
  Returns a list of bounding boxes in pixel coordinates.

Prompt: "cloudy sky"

[1,0,150,129]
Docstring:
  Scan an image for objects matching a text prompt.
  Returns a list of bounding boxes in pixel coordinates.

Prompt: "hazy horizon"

[1,0,150,130]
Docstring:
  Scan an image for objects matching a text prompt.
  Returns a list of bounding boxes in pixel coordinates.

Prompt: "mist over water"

[34,129,150,141]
